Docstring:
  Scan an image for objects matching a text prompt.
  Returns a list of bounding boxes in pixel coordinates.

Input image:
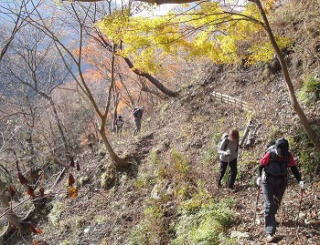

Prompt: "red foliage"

[18,172,28,185]
[8,185,17,197]
[27,185,36,198]
[68,173,75,186]
[28,223,43,234]
[32,241,49,245]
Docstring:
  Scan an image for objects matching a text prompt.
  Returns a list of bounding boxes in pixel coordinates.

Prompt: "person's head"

[275,138,289,157]
[229,129,239,142]
[118,115,122,119]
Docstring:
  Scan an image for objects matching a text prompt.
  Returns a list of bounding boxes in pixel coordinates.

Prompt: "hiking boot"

[266,234,275,243]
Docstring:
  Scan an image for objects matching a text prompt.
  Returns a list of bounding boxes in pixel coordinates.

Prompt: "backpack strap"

[222,138,229,151]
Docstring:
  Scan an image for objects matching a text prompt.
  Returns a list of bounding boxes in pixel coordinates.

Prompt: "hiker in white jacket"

[217,129,239,190]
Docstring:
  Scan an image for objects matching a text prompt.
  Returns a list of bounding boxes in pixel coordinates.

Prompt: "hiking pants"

[262,175,287,235]
[134,117,141,133]
[115,125,122,134]
[218,158,237,189]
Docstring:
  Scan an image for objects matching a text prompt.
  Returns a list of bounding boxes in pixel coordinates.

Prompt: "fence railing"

[211,91,254,112]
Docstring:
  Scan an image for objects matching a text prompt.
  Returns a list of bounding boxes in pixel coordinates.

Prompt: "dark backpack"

[219,133,238,152]
[219,133,229,151]
[264,138,290,177]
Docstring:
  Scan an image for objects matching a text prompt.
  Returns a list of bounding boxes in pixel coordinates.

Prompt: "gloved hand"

[299,181,305,189]
[224,149,231,156]
[256,177,261,186]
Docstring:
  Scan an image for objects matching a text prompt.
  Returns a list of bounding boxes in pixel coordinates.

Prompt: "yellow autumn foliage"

[97,1,291,73]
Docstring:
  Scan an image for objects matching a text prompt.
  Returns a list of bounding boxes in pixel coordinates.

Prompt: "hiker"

[115,115,124,134]
[217,129,239,190]
[256,138,304,242]
[132,107,143,133]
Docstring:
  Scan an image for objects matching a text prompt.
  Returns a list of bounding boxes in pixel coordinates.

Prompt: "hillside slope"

[3,1,320,244]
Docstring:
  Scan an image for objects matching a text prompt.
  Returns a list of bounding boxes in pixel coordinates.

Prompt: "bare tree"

[25,1,129,168]
[0,0,45,235]
[2,27,73,168]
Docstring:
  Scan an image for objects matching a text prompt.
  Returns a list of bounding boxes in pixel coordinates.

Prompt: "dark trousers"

[262,175,287,235]
[134,117,141,133]
[115,125,122,134]
[218,158,237,189]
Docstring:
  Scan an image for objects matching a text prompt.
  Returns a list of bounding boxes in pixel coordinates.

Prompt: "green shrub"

[298,75,320,104]
[157,149,190,181]
[149,150,161,165]
[290,126,320,177]
[128,202,164,245]
[172,198,234,245]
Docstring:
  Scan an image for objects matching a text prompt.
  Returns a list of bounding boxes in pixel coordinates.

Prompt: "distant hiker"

[217,129,239,190]
[256,138,304,242]
[87,133,96,151]
[115,115,124,134]
[132,107,143,133]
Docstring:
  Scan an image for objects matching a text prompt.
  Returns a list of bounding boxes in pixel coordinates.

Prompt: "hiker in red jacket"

[256,138,304,242]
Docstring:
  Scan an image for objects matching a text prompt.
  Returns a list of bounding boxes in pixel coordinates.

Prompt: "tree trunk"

[99,45,129,169]
[122,57,179,97]
[255,0,320,151]
[95,32,178,98]
[99,121,128,168]
[48,98,73,163]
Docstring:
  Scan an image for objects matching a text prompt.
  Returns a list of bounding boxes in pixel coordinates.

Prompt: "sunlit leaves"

[248,36,292,62]
[97,1,291,73]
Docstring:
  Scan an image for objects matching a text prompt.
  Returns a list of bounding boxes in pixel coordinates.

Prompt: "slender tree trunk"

[99,45,129,169]
[99,119,128,168]
[255,0,320,151]
[48,98,73,162]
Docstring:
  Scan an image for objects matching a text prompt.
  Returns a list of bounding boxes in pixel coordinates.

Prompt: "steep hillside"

[11,57,319,244]
[2,1,320,244]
